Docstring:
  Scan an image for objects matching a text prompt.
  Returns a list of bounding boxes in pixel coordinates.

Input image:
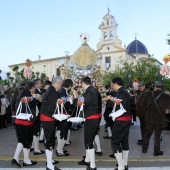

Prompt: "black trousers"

[139,116,146,139]
[131,108,136,121]
[42,121,56,150]
[111,120,131,153]
[57,120,68,140]
[6,106,12,124]
[84,118,100,149]
[33,116,41,136]
[143,122,162,153]
[15,124,33,148]
[0,114,7,128]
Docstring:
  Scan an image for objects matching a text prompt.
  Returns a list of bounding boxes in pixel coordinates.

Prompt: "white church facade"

[8,12,160,79]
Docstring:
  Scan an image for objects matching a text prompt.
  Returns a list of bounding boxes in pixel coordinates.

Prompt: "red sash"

[115,116,131,121]
[40,113,55,121]
[86,113,102,120]
[15,119,33,126]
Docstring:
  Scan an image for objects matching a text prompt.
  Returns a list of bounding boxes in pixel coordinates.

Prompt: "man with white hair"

[40,76,63,170]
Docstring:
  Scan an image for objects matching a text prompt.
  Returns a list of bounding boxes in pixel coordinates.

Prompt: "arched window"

[104,32,107,40]
[110,31,113,39]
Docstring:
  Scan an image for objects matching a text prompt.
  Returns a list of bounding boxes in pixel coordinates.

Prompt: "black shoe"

[11,159,21,168]
[137,139,142,145]
[39,139,44,143]
[153,151,164,156]
[46,160,59,166]
[65,141,72,146]
[103,136,111,139]
[78,159,90,166]
[23,160,37,166]
[109,154,115,158]
[52,160,59,164]
[30,148,34,152]
[46,166,61,170]
[57,152,70,156]
[34,150,45,155]
[63,149,68,153]
[86,166,97,170]
[124,165,129,170]
[142,148,147,153]
[95,151,102,155]
[114,165,128,170]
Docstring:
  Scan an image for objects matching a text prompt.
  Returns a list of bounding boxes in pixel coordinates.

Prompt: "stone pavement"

[0,121,170,169]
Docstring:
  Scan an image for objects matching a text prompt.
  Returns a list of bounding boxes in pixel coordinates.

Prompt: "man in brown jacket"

[135,81,148,145]
[140,81,170,156]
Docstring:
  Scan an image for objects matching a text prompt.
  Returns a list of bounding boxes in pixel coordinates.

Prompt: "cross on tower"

[107,4,111,14]
[134,33,138,40]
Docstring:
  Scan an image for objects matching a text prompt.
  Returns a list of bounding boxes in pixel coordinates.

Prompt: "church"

[9,11,160,79]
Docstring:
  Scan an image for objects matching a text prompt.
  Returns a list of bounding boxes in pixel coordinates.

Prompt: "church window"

[110,31,113,39]
[56,68,60,76]
[104,32,107,40]
[105,56,111,67]
[107,20,109,25]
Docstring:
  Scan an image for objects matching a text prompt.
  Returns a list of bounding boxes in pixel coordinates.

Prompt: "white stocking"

[85,149,90,162]
[33,135,41,152]
[13,143,23,163]
[94,135,101,152]
[66,130,71,144]
[87,148,96,169]
[115,151,123,170]
[46,149,54,169]
[107,127,112,137]
[23,148,31,164]
[39,128,44,141]
[122,150,129,166]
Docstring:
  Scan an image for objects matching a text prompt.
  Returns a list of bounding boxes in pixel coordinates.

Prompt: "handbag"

[52,100,69,122]
[109,102,126,121]
[67,100,85,123]
[13,100,33,121]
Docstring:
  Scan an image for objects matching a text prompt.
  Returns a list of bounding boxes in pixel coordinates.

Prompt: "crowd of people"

[0,76,170,170]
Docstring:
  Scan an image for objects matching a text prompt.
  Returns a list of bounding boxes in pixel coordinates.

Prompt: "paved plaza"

[0,119,170,169]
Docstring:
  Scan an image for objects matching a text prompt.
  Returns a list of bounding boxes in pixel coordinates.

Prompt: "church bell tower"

[96,10,126,71]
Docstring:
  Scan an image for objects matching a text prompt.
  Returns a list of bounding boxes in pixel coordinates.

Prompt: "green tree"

[12,65,19,72]
[31,72,35,80]
[40,73,46,83]
[6,72,11,77]
[103,56,161,89]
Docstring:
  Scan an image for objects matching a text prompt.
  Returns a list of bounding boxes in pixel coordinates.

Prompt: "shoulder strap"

[152,91,164,101]
[152,91,167,122]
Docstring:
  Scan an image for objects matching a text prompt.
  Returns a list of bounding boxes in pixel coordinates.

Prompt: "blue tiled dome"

[126,39,148,54]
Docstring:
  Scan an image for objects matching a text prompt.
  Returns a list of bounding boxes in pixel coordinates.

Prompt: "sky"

[0,0,170,77]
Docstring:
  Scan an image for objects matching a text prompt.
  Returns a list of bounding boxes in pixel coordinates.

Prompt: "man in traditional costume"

[11,82,37,167]
[40,76,63,170]
[56,79,73,156]
[75,76,102,170]
[107,77,131,170]
[32,79,45,155]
